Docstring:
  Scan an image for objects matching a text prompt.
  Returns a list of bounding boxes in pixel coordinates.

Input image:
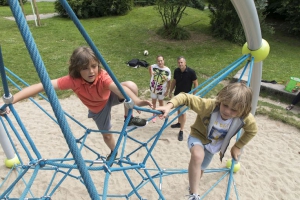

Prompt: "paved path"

[234,67,297,102]
[4,13,58,21]
[4,0,57,21]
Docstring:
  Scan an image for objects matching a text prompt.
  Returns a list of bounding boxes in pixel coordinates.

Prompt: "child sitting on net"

[156,82,257,200]
[3,46,152,162]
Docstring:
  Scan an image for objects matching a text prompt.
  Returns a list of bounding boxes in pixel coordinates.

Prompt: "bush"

[110,0,133,15]
[54,0,133,19]
[208,0,244,44]
[155,0,204,40]
[188,0,205,10]
[276,0,300,36]
[134,0,155,7]
[208,0,273,44]
[0,0,27,6]
[156,26,191,40]
[134,0,205,9]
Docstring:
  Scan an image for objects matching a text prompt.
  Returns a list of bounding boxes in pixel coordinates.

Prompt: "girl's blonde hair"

[68,46,101,78]
[216,82,253,118]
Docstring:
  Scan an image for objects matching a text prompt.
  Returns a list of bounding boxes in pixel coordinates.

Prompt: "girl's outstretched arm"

[12,79,59,104]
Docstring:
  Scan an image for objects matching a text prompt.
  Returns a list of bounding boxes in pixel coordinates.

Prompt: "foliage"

[188,0,205,10]
[54,0,133,19]
[207,0,243,44]
[110,0,134,15]
[256,0,275,36]
[154,0,204,40]
[1,3,300,95]
[134,0,205,8]
[134,0,156,6]
[1,3,300,129]
[155,0,189,30]
[207,0,273,44]
[265,0,284,19]
[276,0,300,36]
[156,26,191,40]
[0,0,27,6]
[0,0,6,5]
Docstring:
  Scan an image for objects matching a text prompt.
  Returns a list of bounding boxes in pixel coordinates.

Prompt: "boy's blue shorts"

[187,135,214,170]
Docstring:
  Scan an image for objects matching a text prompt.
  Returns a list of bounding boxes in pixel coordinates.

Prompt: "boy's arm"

[12,79,59,104]
[234,116,257,149]
[230,114,257,161]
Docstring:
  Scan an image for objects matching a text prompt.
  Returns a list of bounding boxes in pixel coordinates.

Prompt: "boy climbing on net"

[156,82,257,200]
[2,46,152,163]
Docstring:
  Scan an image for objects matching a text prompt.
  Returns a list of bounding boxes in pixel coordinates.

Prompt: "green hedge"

[54,0,133,18]
[0,0,27,6]
[207,0,273,44]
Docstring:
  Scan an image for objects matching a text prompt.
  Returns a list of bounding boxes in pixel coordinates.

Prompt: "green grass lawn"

[1,2,300,98]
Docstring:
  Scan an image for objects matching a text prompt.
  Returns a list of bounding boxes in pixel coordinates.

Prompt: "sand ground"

[0,95,299,199]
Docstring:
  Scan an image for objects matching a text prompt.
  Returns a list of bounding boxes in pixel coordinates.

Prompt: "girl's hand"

[230,145,241,161]
[155,103,173,119]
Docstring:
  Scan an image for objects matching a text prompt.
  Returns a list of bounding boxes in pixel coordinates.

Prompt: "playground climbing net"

[0,0,263,199]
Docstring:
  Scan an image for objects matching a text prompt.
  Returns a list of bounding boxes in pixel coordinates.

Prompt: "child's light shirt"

[149,64,171,94]
[57,70,113,113]
[205,113,233,154]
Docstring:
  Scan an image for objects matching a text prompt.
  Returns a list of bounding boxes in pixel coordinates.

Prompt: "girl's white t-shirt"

[205,113,233,154]
[149,64,171,94]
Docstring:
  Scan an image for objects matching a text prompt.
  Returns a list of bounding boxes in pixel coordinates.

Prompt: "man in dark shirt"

[169,56,198,141]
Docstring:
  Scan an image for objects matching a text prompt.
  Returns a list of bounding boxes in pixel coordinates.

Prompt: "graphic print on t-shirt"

[150,66,170,94]
[209,127,227,143]
[205,114,233,154]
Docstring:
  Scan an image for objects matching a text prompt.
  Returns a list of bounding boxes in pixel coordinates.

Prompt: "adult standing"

[169,56,198,141]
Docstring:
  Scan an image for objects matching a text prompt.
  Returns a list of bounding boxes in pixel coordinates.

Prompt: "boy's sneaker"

[178,131,183,141]
[128,117,147,127]
[106,151,118,166]
[188,193,200,200]
[171,122,181,128]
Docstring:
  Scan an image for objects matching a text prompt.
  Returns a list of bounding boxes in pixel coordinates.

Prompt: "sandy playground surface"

[0,95,299,199]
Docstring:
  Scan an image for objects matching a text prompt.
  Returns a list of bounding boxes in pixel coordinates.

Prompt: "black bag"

[127,59,139,67]
[137,60,149,67]
[126,59,148,68]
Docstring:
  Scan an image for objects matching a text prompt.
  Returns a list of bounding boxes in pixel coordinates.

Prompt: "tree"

[155,0,204,40]
[276,0,300,36]
[207,0,273,44]
[156,0,189,30]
